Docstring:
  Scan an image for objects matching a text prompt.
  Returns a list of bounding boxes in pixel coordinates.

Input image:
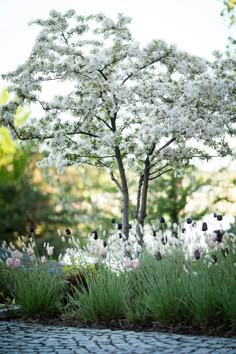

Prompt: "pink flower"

[6,257,21,268]
[27,247,34,256]
[6,258,13,267]
[125,259,133,269]
[12,259,21,268]
[133,259,140,269]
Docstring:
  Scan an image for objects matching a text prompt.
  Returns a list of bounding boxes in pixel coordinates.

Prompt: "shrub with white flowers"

[1,10,235,241]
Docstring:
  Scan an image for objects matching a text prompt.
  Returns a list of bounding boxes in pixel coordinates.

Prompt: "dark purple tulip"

[153,230,157,236]
[213,213,217,218]
[111,218,116,224]
[212,254,217,263]
[117,224,122,230]
[119,233,122,239]
[103,241,107,248]
[155,251,162,260]
[217,215,223,221]
[187,218,192,224]
[194,249,201,260]
[160,217,165,223]
[92,230,98,240]
[221,248,229,257]
[29,226,35,233]
[202,222,208,231]
[214,230,224,243]
[182,228,186,233]
[65,228,71,235]
[28,225,35,238]
[161,236,167,245]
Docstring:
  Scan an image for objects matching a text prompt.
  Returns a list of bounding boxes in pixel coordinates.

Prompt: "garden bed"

[1,221,236,339]
[2,316,236,338]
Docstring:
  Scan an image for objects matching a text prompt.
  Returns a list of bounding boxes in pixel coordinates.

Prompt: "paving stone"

[0,320,236,353]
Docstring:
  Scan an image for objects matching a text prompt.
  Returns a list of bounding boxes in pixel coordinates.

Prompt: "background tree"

[146,165,210,225]
[1,11,235,241]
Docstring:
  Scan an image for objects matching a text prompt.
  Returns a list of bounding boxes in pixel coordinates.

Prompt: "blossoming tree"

[1,10,235,240]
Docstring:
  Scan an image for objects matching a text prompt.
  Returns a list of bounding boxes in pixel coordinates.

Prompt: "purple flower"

[202,222,208,231]
[194,249,201,260]
[92,230,98,240]
[214,230,224,243]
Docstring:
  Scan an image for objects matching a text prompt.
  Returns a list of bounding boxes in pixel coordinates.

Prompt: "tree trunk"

[114,146,130,239]
[134,174,144,220]
[136,159,150,244]
[138,158,150,226]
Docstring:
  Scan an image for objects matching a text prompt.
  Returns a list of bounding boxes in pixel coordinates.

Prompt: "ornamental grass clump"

[137,251,190,323]
[213,253,236,329]
[66,265,129,322]
[134,249,236,327]
[11,266,65,316]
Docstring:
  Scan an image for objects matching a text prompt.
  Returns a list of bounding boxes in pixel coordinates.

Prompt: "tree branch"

[121,55,166,86]
[134,173,144,219]
[94,115,113,130]
[110,170,122,192]
[157,137,176,153]
[149,163,170,176]
[9,122,100,141]
[149,168,173,181]
[98,69,108,81]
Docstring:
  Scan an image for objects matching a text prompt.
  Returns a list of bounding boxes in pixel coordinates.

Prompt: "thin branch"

[61,32,69,45]
[98,69,108,81]
[149,163,169,176]
[149,168,173,181]
[121,55,166,86]
[110,170,122,192]
[9,122,100,141]
[157,137,176,153]
[94,115,112,130]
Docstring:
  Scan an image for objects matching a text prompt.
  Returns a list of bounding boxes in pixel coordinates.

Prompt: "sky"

[0,0,231,75]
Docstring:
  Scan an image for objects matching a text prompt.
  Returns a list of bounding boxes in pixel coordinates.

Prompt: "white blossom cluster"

[59,218,236,271]
[0,10,235,175]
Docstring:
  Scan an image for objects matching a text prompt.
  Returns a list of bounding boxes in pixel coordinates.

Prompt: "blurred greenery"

[146,166,211,224]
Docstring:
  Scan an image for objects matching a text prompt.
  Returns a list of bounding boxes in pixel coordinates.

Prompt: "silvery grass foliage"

[0,10,235,240]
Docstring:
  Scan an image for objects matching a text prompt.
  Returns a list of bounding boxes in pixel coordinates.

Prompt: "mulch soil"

[4,315,236,338]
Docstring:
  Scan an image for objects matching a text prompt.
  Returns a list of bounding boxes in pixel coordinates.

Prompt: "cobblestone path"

[0,320,236,353]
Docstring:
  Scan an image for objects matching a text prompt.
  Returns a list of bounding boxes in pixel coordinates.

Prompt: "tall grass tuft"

[137,251,189,323]
[12,266,64,316]
[67,265,129,322]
